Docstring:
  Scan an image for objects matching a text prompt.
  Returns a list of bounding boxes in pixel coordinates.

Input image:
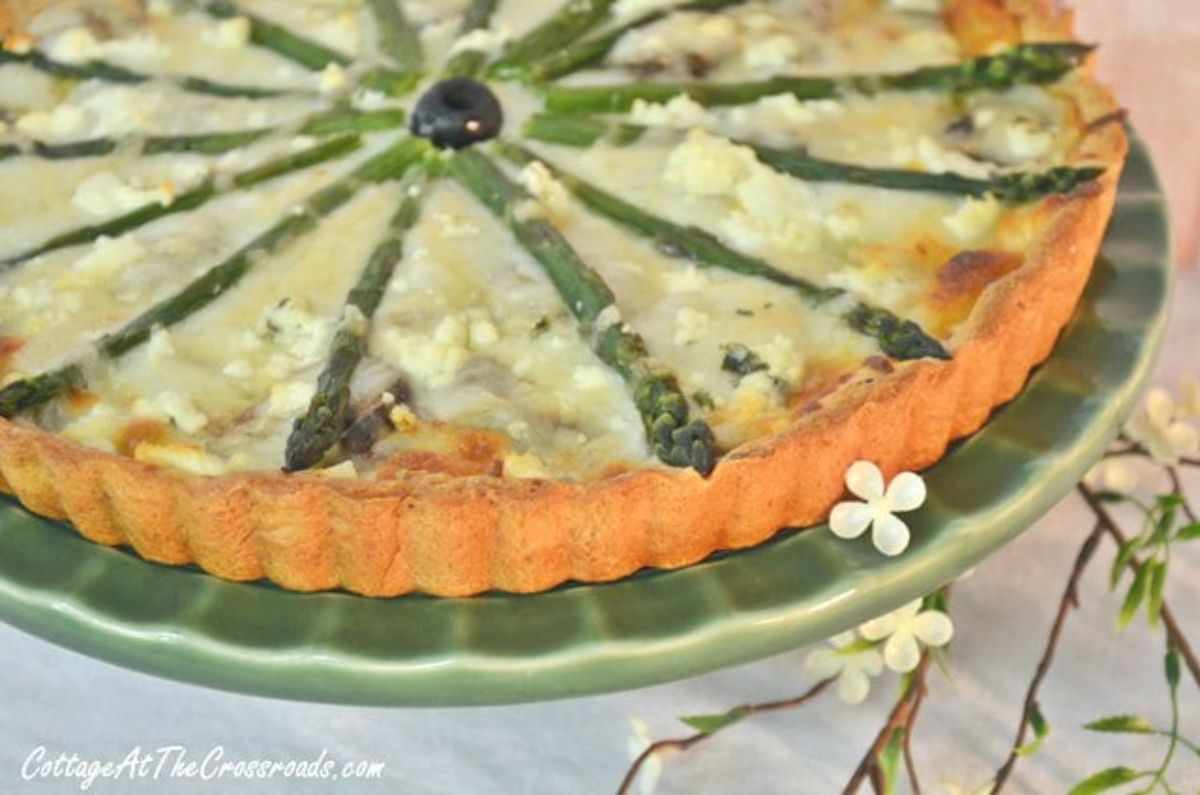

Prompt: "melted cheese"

[0,0,1089,480]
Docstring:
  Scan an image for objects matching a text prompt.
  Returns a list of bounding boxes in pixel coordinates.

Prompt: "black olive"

[410,77,504,150]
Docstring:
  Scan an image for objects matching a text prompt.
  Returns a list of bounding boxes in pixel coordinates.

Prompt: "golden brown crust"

[0,0,1129,596]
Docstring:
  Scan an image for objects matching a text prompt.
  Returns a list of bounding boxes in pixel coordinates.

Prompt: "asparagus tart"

[0,0,1126,595]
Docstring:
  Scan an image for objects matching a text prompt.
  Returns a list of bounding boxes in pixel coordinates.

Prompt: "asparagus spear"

[203,0,351,70]
[441,0,501,78]
[284,176,425,472]
[750,142,1104,202]
[522,113,1105,202]
[498,143,948,361]
[522,113,646,148]
[448,147,716,475]
[202,1,418,94]
[527,0,742,82]
[0,137,431,418]
[489,0,617,78]
[0,49,298,99]
[366,0,423,76]
[542,42,1093,113]
[1,134,363,269]
[0,365,84,419]
[0,107,406,163]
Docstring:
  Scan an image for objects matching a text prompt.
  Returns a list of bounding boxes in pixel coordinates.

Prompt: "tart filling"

[0,0,1126,595]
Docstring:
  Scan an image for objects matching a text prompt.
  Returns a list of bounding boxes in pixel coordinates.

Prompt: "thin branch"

[615,678,834,795]
[843,652,934,795]
[1079,485,1200,690]
[1166,467,1199,525]
[902,684,926,795]
[992,521,1105,792]
[1181,457,1200,468]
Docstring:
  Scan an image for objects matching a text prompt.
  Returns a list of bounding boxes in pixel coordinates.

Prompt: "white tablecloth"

[2,276,1197,795]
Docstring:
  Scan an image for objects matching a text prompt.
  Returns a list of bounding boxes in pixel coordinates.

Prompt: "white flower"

[626,718,663,795]
[829,461,927,556]
[805,631,885,704]
[1083,455,1139,494]
[1183,376,1200,419]
[1124,388,1199,466]
[858,599,954,673]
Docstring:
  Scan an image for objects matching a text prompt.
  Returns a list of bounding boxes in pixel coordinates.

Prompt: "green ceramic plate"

[0,136,1171,706]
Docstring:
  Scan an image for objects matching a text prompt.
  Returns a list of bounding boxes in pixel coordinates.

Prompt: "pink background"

[1073,2,1200,268]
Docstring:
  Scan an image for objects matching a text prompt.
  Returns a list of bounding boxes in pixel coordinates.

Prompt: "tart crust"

[0,0,1128,596]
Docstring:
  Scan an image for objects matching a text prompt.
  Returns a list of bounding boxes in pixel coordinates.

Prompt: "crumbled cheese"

[54,235,147,289]
[729,167,822,254]
[223,359,253,378]
[147,326,176,363]
[664,266,710,293]
[313,461,358,479]
[44,27,100,63]
[519,162,573,223]
[628,95,710,130]
[319,63,348,94]
[730,370,783,413]
[612,13,741,72]
[673,307,710,346]
[665,128,757,198]
[612,0,680,19]
[573,366,614,392]
[595,304,623,331]
[728,94,842,137]
[512,199,545,223]
[267,381,316,418]
[46,26,167,66]
[147,0,174,19]
[379,314,471,387]
[133,391,209,434]
[915,135,993,179]
[341,304,368,335]
[943,196,1002,242]
[205,17,251,49]
[60,403,123,452]
[989,118,1054,165]
[15,105,88,141]
[743,34,799,71]
[889,0,943,12]
[824,203,864,243]
[2,31,35,54]
[757,334,802,382]
[469,317,500,348]
[73,172,173,217]
[448,26,511,56]
[389,404,419,433]
[352,88,389,110]
[258,299,332,368]
[503,451,548,479]
[135,443,228,476]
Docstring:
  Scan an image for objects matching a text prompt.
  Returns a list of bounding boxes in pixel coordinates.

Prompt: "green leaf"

[1067,767,1143,795]
[679,705,751,735]
[1117,564,1151,630]
[1176,522,1200,541]
[1084,715,1154,734]
[1165,650,1181,690]
[1109,540,1139,589]
[1016,701,1051,757]
[1096,490,1127,503]
[878,728,904,795]
[1145,561,1167,627]
[1151,501,1179,544]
